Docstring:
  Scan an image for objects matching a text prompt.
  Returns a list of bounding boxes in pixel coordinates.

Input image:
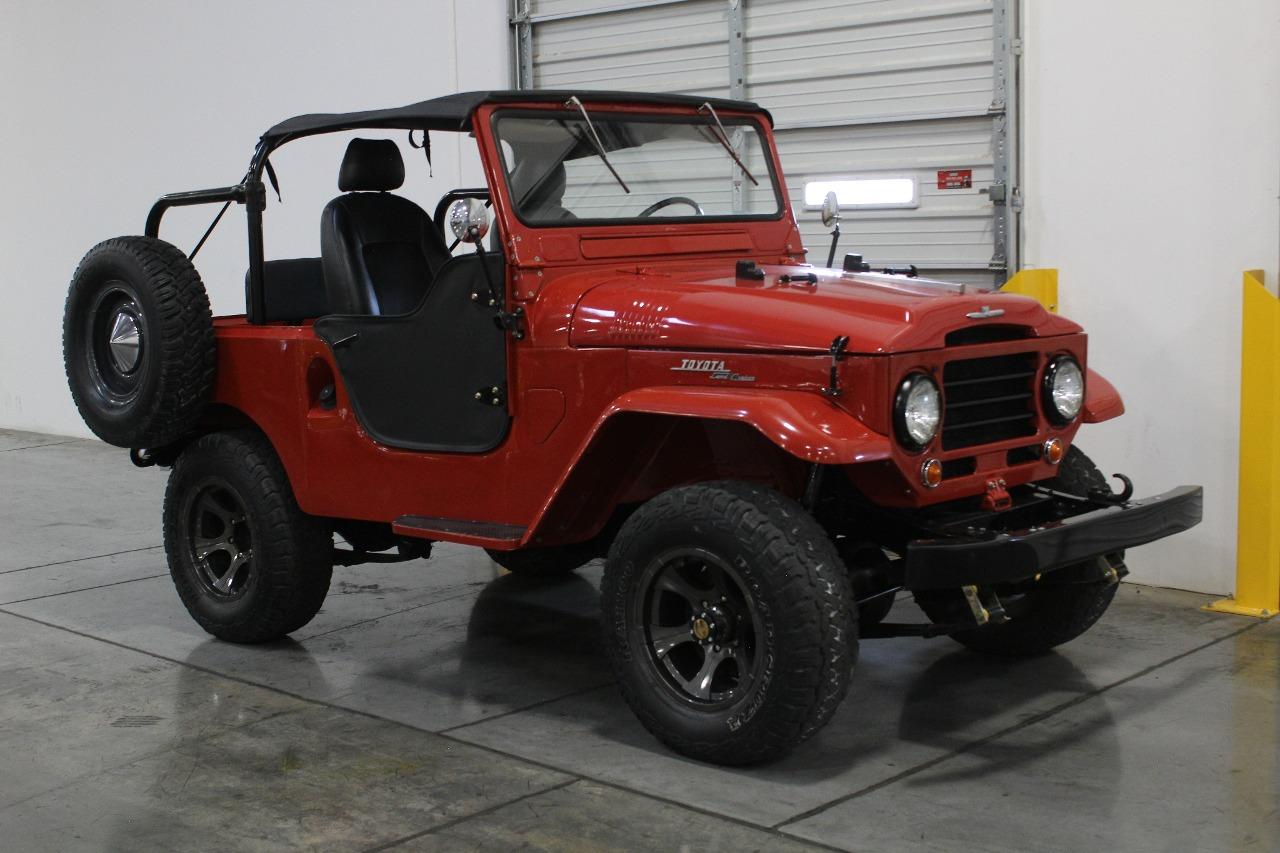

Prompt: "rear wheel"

[601,481,855,765]
[917,446,1121,656]
[164,430,332,643]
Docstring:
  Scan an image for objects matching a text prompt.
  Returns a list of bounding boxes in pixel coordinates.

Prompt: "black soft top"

[261,90,771,144]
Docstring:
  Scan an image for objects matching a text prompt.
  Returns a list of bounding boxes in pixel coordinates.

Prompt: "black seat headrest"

[338,138,405,192]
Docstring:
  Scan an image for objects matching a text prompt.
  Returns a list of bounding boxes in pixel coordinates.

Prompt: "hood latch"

[824,335,850,397]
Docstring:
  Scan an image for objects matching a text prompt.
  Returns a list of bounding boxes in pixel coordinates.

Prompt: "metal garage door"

[510,0,1019,284]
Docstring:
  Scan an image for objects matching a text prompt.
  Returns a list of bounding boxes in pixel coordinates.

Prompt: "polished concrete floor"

[1,428,1277,852]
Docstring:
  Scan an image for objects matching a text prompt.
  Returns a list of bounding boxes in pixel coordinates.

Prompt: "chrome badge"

[966,305,1005,320]
[672,358,755,382]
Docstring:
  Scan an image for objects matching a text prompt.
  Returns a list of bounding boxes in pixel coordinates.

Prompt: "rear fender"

[525,387,890,546]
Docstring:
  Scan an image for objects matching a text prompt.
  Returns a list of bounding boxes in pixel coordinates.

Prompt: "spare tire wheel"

[62,236,215,448]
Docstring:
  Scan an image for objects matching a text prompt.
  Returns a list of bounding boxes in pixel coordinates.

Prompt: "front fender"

[1083,368,1124,423]
[603,386,891,464]
[522,385,890,547]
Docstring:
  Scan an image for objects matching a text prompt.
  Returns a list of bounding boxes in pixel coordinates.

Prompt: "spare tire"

[62,236,215,448]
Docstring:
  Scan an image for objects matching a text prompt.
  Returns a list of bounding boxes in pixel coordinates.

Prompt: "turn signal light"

[920,458,943,488]
[1043,438,1065,465]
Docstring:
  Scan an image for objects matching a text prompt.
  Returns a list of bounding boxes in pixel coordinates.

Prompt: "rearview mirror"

[448,197,490,243]
[820,190,841,229]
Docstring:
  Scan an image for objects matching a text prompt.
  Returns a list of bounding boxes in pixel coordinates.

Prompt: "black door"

[314,254,509,453]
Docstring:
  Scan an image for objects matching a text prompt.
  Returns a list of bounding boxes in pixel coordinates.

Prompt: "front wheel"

[601,481,855,765]
[916,446,1121,656]
[163,430,333,643]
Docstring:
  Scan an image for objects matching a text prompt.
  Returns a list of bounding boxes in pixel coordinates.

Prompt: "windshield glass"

[493,111,781,225]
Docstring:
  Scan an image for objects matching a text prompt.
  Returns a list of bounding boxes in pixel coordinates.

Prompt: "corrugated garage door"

[510,0,1019,284]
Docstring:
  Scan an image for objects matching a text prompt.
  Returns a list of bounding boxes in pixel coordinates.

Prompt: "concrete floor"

[1,428,1277,852]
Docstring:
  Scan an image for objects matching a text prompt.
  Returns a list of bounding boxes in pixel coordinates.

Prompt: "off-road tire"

[164,430,332,643]
[63,236,214,448]
[601,481,856,765]
[486,543,597,577]
[917,446,1120,656]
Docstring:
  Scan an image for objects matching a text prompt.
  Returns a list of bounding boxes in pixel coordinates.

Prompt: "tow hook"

[962,584,1010,626]
[1098,555,1125,586]
[981,478,1012,512]
[1089,473,1135,505]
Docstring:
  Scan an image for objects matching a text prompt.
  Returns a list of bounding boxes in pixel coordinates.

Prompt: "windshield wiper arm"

[564,96,630,194]
[697,102,759,187]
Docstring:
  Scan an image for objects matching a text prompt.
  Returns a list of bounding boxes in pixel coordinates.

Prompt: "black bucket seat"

[320,138,451,315]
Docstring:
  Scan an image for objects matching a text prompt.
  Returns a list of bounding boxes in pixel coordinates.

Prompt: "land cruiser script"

[671,358,755,382]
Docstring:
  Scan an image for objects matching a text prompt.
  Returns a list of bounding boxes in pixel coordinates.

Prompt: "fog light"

[1043,438,1065,465]
[920,458,943,488]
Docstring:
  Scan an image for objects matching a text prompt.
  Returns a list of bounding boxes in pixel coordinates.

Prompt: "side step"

[392,515,526,550]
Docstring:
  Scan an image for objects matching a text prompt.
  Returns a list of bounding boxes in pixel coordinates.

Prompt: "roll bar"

[145,140,272,323]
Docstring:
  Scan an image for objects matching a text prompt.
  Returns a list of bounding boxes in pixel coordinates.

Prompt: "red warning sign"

[937,169,973,189]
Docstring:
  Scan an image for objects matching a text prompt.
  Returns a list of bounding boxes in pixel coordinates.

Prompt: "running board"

[392,515,527,550]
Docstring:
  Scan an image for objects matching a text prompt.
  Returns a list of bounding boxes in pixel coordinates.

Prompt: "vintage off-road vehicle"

[63,90,1202,765]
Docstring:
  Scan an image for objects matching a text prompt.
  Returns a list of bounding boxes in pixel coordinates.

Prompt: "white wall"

[0,0,507,436]
[1022,0,1280,593]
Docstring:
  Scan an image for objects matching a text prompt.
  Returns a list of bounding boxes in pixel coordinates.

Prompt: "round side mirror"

[820,190,841,229]
[448,197,490,243]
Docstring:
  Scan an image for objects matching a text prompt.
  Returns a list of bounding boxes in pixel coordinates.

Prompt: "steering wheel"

[639,196,705,217]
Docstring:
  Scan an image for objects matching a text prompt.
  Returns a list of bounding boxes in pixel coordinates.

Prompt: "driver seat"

[320,138,451,316]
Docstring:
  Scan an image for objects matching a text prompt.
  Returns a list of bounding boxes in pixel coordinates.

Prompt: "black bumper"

[904,486,1203,591]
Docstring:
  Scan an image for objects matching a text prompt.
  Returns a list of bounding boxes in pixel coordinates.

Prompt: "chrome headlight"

[1044,356,1084,424]
[894,373,941,450]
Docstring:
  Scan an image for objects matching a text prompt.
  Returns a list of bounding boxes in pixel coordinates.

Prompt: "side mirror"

[448,197,490,243]
[820,190,841,229]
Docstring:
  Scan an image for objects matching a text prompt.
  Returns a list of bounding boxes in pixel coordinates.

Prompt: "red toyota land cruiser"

[63,90,1202,765]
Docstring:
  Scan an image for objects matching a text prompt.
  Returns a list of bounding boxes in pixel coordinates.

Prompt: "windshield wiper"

[697,102,759,187]
[564,96,630,194]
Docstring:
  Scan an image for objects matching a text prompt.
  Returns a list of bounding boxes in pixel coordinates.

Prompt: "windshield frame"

[489,107,786,229]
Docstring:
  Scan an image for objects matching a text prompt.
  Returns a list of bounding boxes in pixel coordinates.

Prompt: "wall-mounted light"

[803,176,918,210]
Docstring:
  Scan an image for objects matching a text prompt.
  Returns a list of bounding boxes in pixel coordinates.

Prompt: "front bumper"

[904,485,1203,590]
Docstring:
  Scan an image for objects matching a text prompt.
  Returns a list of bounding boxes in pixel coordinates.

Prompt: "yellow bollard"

[1001,268,1058,313]
[1205,270,1280,619]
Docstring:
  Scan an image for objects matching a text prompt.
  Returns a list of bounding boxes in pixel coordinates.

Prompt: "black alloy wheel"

[183,478,255,599]
[638,549,765,708]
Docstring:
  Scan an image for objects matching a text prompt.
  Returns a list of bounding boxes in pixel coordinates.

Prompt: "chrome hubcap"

[107,307,142,373]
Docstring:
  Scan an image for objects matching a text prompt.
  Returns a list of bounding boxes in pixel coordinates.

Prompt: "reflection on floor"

[1,428,1276,852]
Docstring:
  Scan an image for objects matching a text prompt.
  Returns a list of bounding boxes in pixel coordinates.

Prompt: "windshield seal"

[489,108,785,229]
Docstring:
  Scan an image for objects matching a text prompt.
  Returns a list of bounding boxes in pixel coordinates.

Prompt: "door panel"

[314,254,509,453]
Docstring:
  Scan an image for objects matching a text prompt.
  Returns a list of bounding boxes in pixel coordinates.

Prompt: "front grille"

[942,353,1038,450]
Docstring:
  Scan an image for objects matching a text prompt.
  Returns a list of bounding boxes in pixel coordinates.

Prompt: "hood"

[569,264,1081,354]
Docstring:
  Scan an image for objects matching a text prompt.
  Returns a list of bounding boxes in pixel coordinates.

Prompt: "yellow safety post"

[1001,268,1058,313]
[1206,270,1280,619]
